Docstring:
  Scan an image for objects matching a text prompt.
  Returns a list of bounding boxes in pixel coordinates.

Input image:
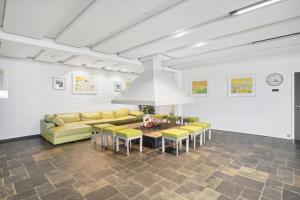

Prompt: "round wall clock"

[266,73,284,86]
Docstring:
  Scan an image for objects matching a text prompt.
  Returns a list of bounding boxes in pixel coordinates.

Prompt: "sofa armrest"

[129,111,144,117]
[40,120,55,135]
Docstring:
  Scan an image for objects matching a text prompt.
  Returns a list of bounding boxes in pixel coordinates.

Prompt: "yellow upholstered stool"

[162,129,189,156]
[103,126,126,150]
[92,124,115,144]
[191,122,212,142]
[116,129,143,156]
[179,125,204,149]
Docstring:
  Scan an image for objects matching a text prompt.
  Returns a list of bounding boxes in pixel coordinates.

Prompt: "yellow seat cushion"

[101,111,115,119]
[116,129,142,139]
[80,112,101,121]
[93,124,114,132]
[183,117,199,123]
[103,126,126,136]
[114,108,129,118]
[162,129,189,139]
[56,113,80,123]
[191,122,211,129]
[179,125,203,134]
[129,111,144,117]
[47,122,92,138]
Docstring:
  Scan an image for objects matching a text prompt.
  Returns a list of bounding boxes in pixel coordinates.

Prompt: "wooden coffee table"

[124,122,180,149]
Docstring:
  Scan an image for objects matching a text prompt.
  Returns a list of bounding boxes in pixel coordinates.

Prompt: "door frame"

[292,71,300,141]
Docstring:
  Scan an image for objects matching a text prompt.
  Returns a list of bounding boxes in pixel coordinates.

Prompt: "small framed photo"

[114,82,123,91]
[53,78,65,90]
[190,78,210,97]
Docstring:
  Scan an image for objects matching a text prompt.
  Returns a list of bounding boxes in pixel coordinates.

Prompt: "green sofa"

[40,108,143,145]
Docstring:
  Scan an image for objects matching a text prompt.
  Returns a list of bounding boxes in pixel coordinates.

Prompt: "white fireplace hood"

[112,58,194,106]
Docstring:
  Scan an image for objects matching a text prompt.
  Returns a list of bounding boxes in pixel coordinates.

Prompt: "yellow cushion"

[129,111,144,117]
[101,111,115,119]
[103,126,126,136]
[51,116,64,126]
[80,112,101,121]
[44,114,55,122]
[191,122,211,129]
[56,113,80,123]
[47,122,92,138]
[116,129,142,139]
[162,129,189,139]
[114,108,129,118]
[183,117,199,123]
[93,124,114,132]
[179,125,203,134]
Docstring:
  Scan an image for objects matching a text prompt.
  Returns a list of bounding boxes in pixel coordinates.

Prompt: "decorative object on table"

[266,73,284,86]
[228,74,256,97]
[0,68,8,98]
[114,82,123,92]
[72,74,96,94]
[190,78,209,96]
[138,105,156,115]
[53,77,65,90]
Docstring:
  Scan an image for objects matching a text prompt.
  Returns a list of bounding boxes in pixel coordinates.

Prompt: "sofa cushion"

[47,122,92,138]
[101,111,114,119]
[129,111,144,117]
[80,112,101,121]
[80,118,116,125]
[114,108,129,118]
[45,114,55,122]
[56,113,80,123]
[51,116,64,126]
[114,116,136,123]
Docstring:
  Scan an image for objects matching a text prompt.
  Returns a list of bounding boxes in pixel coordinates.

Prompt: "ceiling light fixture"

[171,30,190,38]
[192,42,207,48]
[229,0,284,16]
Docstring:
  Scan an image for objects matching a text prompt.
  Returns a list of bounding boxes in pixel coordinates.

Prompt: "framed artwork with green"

[190,78,210,97]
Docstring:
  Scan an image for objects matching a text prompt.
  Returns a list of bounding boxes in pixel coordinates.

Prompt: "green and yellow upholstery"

[114,108,129,118]
[153,114,168,119]
[93,124,115,133]
[183,117,199,124]
[167,115,181,124]
[80,112,101,121]
[103,126,126,136]
[101,111,115,119]
[116,128,143,139]
[179,125,203,134]
[56,113,80,123]
[129,111,144,117]
[191,122,211,129]
[162,129,189,139]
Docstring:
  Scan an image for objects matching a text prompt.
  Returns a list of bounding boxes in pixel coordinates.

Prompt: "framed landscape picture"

[72,74,96,94]
[228,74,256,97]
[53,78,65,90]
[190,78,210,96]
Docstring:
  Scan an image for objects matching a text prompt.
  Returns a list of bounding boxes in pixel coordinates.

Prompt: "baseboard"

[0,134,40,143]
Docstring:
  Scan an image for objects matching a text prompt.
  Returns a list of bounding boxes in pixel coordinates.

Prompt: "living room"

[1,0,300,200]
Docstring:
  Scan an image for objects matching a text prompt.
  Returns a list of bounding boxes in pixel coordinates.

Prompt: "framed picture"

[114,82,123,92]
[190,78,210,96]
[228,74,256,97]
[72,74,96,94]
[53,78,65,90]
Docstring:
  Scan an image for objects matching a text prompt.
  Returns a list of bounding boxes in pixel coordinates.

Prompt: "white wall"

[181,53,300,139]
[0,56,138,140]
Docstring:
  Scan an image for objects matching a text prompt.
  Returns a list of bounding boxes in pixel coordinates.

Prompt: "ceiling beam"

[0,29,141,65]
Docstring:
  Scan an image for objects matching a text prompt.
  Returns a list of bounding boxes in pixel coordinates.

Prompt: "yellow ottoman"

[191,122,212,142]
[103,126,126,150]
[179,125,204,149]
[92,124,115,144]
[116,129,143,156]
[162,129,189,156]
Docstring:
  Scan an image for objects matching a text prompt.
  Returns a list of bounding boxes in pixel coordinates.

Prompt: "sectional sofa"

[40,108,143,145]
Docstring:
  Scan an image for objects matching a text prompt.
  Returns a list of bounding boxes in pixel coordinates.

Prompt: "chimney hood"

[111,57,194,106]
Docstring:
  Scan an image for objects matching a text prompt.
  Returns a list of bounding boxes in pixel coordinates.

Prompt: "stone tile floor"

[1,130,300,200]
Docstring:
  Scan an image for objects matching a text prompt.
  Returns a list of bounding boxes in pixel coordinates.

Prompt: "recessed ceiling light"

[192,42,207,48]
[230,0,284,16]
[171,31,190,39]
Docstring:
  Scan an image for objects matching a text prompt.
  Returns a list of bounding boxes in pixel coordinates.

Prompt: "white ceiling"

[0,0,299,73]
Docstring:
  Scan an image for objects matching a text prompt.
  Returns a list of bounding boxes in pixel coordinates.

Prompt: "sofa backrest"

[56,113,80,123]
[80,112,101,121]
[114,108,129,118]
[101,111,115,119]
